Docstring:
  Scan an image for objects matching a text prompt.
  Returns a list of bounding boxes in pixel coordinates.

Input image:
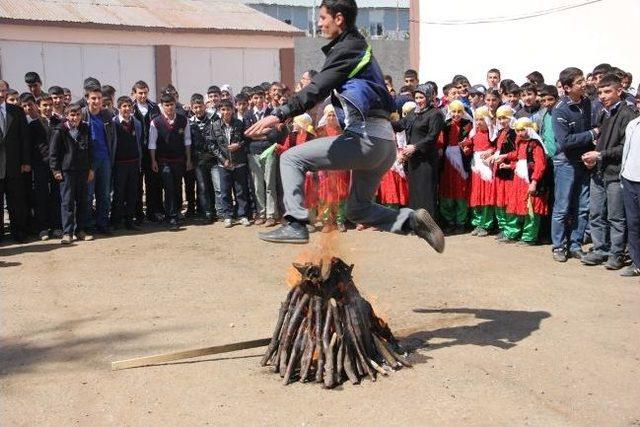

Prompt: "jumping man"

[245,0,445,253]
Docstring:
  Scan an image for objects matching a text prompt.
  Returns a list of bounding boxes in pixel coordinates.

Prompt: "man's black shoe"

[96,226,113,235]
[569,249,587,261]
[581,252,607,266]
[204,212,215,224]
[552,248,568,263]
[168,219,180,231]
[125,222,141,231]
[259,221,309,244]
[605,255,624,270]
[410,209,445,253]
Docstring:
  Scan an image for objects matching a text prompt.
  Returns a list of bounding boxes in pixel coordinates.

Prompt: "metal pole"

[312,0,317,37]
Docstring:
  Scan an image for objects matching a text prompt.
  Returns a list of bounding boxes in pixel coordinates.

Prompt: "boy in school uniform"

[62,88,72,107]
[131,80,162,224]
[48,86,66,119]
[149,93,193,231]
[206,85,222,118]
[515,82,544,129]
[20,93,61,240]
[5,89,19,105]
[189,93,217,222]
[49,103,94,244]
[111,96,143,231]
[24,72,44,101]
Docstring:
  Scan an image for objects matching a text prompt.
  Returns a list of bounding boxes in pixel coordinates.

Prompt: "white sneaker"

[223,218,233,228]
[240,217,251,227]
[39,230,50,241]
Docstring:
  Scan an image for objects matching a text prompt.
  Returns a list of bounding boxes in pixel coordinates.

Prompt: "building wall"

[0,24,295,101]
[417,0,640,90]
[294,37,408,91]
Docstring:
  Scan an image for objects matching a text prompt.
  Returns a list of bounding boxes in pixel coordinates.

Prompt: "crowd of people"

[0,62,639,278]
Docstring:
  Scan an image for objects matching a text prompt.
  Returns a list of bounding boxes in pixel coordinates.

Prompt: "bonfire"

[261,257,411,388]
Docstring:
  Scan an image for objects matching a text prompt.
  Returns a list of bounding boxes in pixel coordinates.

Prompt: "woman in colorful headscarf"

[393,83,446,215]
[438,100,473,234]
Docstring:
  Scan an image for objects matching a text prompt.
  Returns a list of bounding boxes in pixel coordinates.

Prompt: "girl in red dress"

[438,100,473,234]
[464,106,496,236]
[316,105,350,232]
[495,117,548,244]
[491,105,517,241]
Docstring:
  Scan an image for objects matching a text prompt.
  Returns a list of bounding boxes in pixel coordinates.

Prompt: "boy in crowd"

[551,67,597,263]
[111,96,143,231]
[403,69,419,90]
[20,93,61,239]
[189,93,217,222]
[235,93,250,121]
[6,89,19,105]
[149,93,193,231]
[515,82,544,129]
[37,93,63,237]
[101,85,117,115]
[83,83,116,235]
[620,115,640,277]
[468,85,486,113]
[49,103,94,244]
[487,68,501,89]
[538,84,560,243]
[506,84,523,115]
[63,88,72,106]
[452,75,471,107]
[526,71,545,87]
[48,86,66,118]
[211,100,251,228]
[132,80,162,224]
[268,83,283,109]
[206,85,222,117]
[24,71,44,101]
[580,74,639,269]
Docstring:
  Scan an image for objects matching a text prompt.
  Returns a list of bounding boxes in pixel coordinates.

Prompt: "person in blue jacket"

[246,0,444,253]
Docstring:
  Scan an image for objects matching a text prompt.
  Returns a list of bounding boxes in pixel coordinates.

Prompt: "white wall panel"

[211,48,244,91]
[43,43,84,98]
[172,46,211,102]
[82,44,120,94]
[0,41,44,91]
[243,49,280,87]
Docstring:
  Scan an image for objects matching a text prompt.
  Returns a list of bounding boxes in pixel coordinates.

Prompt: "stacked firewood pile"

[261,257,411,388]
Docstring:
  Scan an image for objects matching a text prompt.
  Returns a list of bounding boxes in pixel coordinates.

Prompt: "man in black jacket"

[581,74,639,269]
[0,80,31,243]
[246,0,444,253]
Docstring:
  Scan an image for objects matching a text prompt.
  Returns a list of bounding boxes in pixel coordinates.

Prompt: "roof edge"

[0,18,305,37]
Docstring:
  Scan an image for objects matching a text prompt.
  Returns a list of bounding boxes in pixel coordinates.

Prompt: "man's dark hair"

[132,80,149,92]
[487,68,501,78]
[65,102,83,115]
[452,75,470,86]
[39,93,53,104]
[219,99,234,110]
[526,71,545,85]
[597,73,622,89]
[240,86,252,95]
[19,92,36,104]
[7,89,19,97]
[320,0,358,29]
[499,79,515,94]
[159,93,176,104]
[84,83,102,97]
[399,85,412,94]
[425,81,438,96]
[404,69,418,79]
[101,84,116,99]
[485,88,501,99]
[48,85,64,96]
[190,93,205,105]
[164,84,177,93]
[592,63,612,76]
[63,87,71,95]
[235,93,249,103]
[610,67,627,81]
[384,74,393,83]
[24,71,42,84]
[117,96,133,108]
[207,85,221,95]
[539,84,559,99]
[559,67,584,88]
[83,77,101,90]
[507,84,522,95]
[251,86,266,97]
[521,82,538,95]
[442,83,454,96]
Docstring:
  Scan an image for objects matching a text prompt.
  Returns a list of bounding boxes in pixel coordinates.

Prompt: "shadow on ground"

[0,316,192,377]
[401,307,551,352]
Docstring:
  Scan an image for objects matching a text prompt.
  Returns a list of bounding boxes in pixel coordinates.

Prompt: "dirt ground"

[1,221,639,426]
